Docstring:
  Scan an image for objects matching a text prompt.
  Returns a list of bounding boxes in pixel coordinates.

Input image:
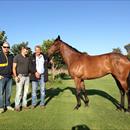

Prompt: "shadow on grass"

[10,84,119,109]
[45,87,64,106]
[24,87,64,107]
[22,86,120,109]
[11,87,64,107]
[65,87,120,109]
[72,124,90,130]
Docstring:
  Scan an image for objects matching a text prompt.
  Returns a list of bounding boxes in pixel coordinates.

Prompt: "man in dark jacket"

[29,45,48,108]
[0,42,14,113]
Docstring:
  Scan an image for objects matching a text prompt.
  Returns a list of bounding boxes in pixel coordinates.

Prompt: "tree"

[11,42,32,56]
[41,39,54,53]
[124,43,130,59]
[124,44,130,54]
[112,48,122,54]
[0,30,7,50]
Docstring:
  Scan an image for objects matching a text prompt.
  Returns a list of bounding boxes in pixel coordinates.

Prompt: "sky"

[0,0,130,54]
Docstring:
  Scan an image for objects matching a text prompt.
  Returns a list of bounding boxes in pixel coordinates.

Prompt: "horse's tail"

[127,71,130,110]
[127,61,130,91]
[127,72,130,92]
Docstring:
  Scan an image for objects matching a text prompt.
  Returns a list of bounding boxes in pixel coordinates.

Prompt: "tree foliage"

[0,30,7,50]
[41,39,54,53]
[112,48,122,54]
[124,44,130,54]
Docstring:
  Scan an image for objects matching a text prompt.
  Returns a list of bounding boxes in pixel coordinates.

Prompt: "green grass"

[0,75,130,130]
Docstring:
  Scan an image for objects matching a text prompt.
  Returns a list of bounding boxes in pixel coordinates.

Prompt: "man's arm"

[13,63,17,77]
[13,62,20,82]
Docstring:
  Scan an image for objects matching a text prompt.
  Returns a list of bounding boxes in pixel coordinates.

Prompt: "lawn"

[0,75,130,130]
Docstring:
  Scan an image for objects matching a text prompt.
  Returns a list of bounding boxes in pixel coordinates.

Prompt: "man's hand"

[15,76,20,83]
[35,72,40,79]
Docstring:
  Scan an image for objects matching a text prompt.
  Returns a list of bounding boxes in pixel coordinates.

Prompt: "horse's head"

[47,35,61,57]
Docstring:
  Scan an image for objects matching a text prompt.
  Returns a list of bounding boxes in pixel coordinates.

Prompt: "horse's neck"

[60,43,81,66]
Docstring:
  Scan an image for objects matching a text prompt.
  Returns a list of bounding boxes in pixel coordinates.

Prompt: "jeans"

[32,74,45,106]
[0,77,12,108]
[15,75,29,108]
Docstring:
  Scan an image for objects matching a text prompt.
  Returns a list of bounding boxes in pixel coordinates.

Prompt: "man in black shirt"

[13,45,30,111]
[0,42,14,113]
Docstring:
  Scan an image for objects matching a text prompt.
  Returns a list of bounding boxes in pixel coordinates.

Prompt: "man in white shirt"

[29,45,48,108]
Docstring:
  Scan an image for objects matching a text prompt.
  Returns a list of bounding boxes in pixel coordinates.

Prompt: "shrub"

[54,73,69,80]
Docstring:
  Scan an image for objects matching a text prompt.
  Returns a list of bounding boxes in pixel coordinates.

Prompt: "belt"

[18,74,29,77]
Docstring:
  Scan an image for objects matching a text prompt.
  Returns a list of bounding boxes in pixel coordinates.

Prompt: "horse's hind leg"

[116,81,125,110]
[126,91,130,112]
[126,72,130,112]
[117,79,129,112]
[112,75,125,111]
[119,89,125,110]
[74,77,82,110]
[81,80,89,107]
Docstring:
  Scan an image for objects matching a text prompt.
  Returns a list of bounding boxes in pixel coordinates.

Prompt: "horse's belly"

[69,60,110,79]
[70,66,109,79]
[82,67,109,79]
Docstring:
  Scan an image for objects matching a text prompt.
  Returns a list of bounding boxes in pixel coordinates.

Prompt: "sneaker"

[15,107,20,112]
[40,105,46,109]
[0,108,4,113]
[7,106,14,111]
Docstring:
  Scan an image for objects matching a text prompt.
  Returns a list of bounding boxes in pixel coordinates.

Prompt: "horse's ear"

[57,35,60,40]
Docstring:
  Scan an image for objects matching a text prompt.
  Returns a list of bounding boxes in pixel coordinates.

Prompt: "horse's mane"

[60,40,83,54]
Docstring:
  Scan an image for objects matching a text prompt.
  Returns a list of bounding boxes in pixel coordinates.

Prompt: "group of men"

[0,42,48,113]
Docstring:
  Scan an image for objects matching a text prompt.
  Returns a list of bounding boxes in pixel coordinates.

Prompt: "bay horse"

[47,36,130,112]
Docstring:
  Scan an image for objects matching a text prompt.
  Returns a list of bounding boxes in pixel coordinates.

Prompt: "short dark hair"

[20,45,30,50]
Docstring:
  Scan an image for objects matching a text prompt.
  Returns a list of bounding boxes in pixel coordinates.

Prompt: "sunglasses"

[3,46,10,49]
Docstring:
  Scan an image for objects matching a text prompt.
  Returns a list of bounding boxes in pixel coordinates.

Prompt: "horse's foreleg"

[74,89,81,110]
[74,78,81,110]
[81,80,89,107]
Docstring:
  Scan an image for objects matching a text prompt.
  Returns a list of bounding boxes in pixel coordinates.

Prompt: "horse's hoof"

[74,106,79,110]
[116,106,126,112]
[116,105,125,111]
[125,109,130,113]
[116,107,122,112]
[84,103,89,107]
[73,105,81,110]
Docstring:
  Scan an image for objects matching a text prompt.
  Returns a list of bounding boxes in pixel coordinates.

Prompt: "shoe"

[7,106,14,111]
[0,108,4,113]
[40,105,45,109]
[15,107,20,112]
